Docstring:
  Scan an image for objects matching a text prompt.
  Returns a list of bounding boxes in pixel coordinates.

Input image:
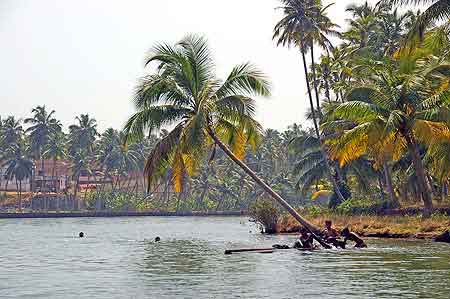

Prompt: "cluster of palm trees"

[0,107,153,210]
[273,0,450,213]
[123,0,449,229]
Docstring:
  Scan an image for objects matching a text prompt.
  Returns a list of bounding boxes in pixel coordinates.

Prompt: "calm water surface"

[0,216,449,298]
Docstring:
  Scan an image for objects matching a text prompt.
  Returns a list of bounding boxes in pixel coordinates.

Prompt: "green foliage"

[329,183,352,209]
[305,205,324,218]
[335,198,398,215]
[86,191,153,212]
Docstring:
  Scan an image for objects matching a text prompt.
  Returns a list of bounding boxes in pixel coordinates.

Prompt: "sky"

[0,0,380,132]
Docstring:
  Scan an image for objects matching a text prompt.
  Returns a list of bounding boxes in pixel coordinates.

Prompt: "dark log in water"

[224,248,275,254]
[434,231,450,243]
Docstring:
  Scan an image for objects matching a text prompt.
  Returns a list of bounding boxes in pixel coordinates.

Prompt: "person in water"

[79,232,84,238]
[155,236,161,242]
[323,220,339,239]
[321,220,346,249]
[293,227,315,249]
[341,227,367,248]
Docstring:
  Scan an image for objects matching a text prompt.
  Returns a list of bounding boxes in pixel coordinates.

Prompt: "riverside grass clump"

[278,206,450,238]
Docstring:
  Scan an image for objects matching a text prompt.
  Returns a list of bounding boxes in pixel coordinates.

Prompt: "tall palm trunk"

[309,44,322,116]
[19,180,22,211]
[52,158,57,192]
[74,176,80,210]
[403,133,433,211]
[299,42,346,203]
[383,163,399,207]
[207,127,331,249]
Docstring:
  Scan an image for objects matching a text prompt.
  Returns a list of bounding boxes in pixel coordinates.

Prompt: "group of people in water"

[291,220,367,250]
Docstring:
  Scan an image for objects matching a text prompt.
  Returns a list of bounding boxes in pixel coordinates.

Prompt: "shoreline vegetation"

[277,211,450,240]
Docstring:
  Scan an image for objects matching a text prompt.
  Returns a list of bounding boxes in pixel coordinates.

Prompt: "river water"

[0,216,449,298]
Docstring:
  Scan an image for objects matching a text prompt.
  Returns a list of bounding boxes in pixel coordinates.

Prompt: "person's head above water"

[155,236,160,242]
[340,227,350,237]
[79,232,84,238]
[299,227,309,236]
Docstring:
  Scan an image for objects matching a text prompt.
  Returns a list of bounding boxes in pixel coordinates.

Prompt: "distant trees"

[25,106,61,176]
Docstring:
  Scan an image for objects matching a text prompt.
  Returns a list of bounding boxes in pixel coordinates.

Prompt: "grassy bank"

[278,211,450,239]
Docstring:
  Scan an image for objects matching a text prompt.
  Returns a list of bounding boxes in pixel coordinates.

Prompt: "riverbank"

[278,212,450,239]
[0,210,245,219]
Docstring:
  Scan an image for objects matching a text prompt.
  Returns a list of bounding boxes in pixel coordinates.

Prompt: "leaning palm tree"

[124,35,326,239]
[273,0,346,203]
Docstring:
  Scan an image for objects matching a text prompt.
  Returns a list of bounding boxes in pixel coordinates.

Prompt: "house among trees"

[0,159,109,193]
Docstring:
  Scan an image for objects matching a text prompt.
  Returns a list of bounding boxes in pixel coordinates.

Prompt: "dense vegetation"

[1,1,449,217]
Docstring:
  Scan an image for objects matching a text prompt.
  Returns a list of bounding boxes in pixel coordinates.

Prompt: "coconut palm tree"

[69,149,92,210]
[43,131,67,191]
[124,34,327,238]
[1,142,33,210]
[68,114,98,155]
[273,0,346,203]
[1,116,23,146]
[388,0,450,37]
[25,106,62,176]
[324,50,450,211]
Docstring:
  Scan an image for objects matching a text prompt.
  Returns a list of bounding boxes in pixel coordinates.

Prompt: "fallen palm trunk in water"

[225,248,277,254]
[224,247,319,254]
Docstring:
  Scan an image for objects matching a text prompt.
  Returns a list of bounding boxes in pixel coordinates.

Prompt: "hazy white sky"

[1,0,379,132]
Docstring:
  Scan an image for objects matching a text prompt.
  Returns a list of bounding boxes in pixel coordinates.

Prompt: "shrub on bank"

[248,198,281,234]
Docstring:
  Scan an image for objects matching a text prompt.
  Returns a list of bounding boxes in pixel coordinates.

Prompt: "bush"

[248,198,281,234]
[328,183,351,209]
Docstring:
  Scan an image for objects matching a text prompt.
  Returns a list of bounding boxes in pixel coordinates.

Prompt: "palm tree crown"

[124,34,270,192]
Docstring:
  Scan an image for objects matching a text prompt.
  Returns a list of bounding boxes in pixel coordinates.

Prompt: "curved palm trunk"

[207,127,331,249]
[403,133,433,211]
[299,44,346,203]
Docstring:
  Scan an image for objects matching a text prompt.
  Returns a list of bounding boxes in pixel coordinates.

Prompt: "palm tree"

[25,106,61,177]
[273,0,346,203]
[69,150,91,210]
[43,131,67,191]
[1,116,23,145]
[124,35,326,238]
[388,0,450,37]
[324,50,450,211]
[1,142,33,210]
[0,117,25,191]
[68,114,98,155]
